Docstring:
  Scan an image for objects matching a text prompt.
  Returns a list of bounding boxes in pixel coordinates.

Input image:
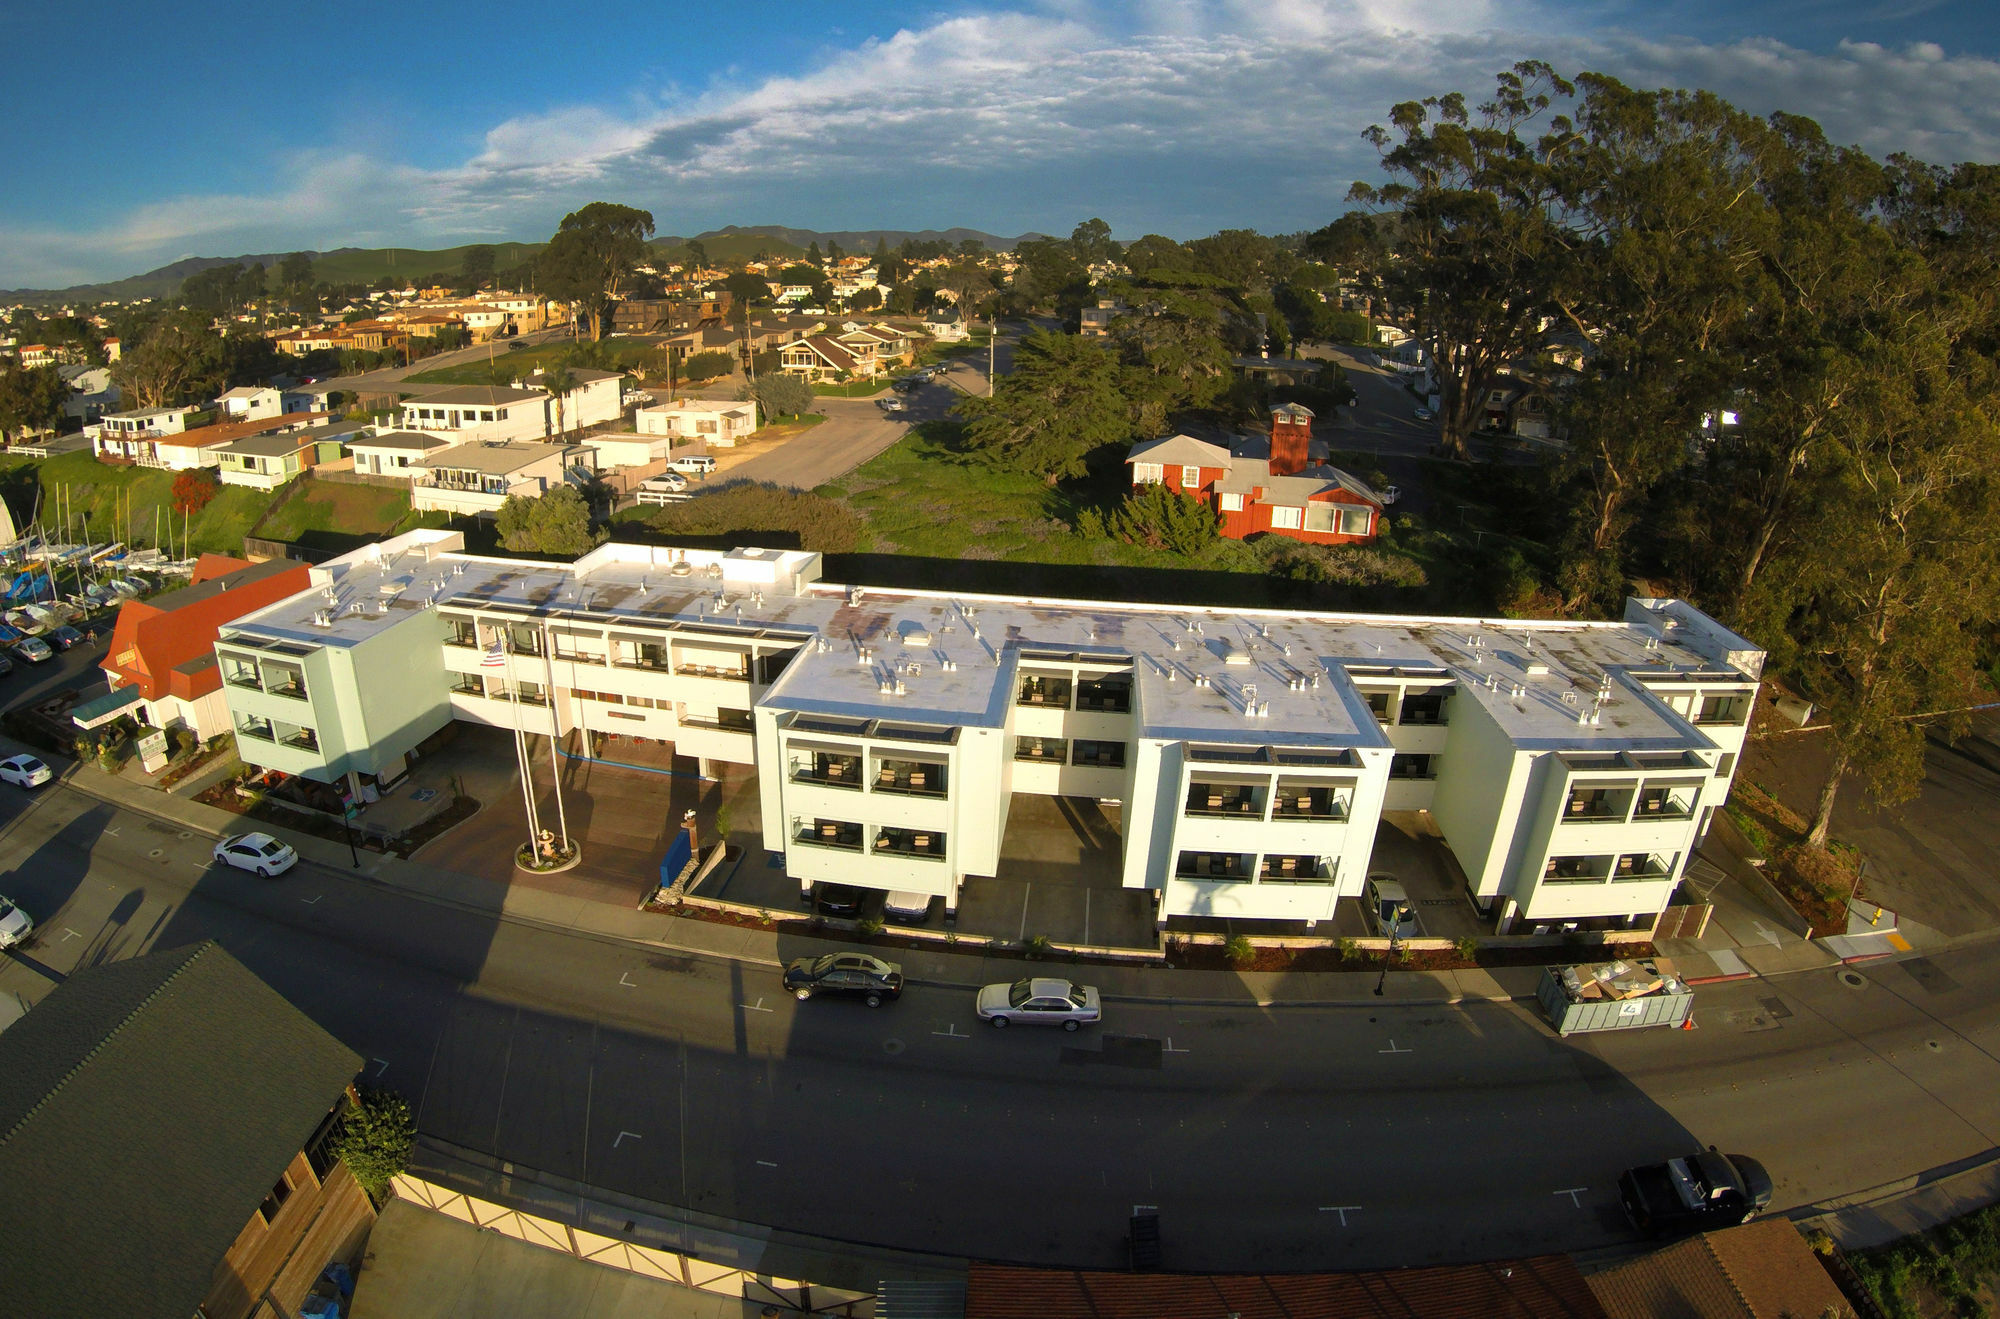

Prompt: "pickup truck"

[1619,1149,1772,1237]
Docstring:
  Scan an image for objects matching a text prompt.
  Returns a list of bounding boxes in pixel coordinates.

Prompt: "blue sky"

[4,0,1998,287]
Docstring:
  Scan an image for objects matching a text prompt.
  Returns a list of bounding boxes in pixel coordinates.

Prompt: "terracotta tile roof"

[1586,1221,1852,1319]
[966,1259,1609,1319]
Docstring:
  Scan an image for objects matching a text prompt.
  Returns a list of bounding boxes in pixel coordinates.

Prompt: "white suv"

[667,454,716,474]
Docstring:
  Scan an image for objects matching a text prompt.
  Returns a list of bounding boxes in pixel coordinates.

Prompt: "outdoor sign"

[659,827,693,889]
[137,729,169,774]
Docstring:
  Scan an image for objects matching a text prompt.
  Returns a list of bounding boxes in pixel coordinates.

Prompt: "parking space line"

[619,971,637,987]
[1553,1186,1589,1207]
[1018,883,1032,940]
[614,1131,642,1148]
[1319,1206,1361,1225]
[740,998,773,1013]
[61,928,79,942]
[370,1057,389,1076]
[756,1159,778,1168]
[1379,1040,1413,1054]
[933,1022,969,1038]
[1163,1038,1189,1054]
[300,894,321,905]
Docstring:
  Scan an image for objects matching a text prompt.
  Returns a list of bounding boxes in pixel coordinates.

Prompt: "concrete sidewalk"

[9,731,1845,1010]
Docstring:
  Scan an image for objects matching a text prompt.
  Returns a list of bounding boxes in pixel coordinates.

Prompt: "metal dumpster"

[1538,960,1694,1036]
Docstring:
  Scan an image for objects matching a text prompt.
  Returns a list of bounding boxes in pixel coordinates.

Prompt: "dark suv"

[783,953,904,1007]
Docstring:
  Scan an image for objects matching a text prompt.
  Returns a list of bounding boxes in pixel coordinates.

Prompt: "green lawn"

[7,449,283,557]
[811,377,894,399]
[251,479,431,544]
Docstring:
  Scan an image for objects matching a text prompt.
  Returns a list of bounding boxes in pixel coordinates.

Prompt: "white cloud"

[6,1,2000,286]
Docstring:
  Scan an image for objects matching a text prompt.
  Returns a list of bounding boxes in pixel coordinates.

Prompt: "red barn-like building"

[1125,404,1383,545]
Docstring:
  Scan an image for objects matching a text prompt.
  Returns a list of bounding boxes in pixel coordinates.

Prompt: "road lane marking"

[756,1160,778,1168]
[619,971,637,987]
[300,895,322,905]
[1379,1040,1412,1054]
[740,998,773,1013]
[1320,1206,1361,1225]
[614,1131,642,1147]
[1554,1187,1589,1207]
[933,1022,968,1038]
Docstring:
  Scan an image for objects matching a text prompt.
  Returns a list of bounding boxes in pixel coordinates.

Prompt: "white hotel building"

[215,530,1761,933]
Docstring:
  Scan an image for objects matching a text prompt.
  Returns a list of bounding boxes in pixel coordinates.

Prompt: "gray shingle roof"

[0,942,361,1319]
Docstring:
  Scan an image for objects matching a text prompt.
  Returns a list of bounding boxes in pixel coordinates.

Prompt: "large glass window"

[1633,782,1700,821]
[1271,781,1350,820]
[1071,739,1126,768]
[1389,753,1434,780]
[1075,675,1132,712]
[1017,674,1072,708]
[1399,689,1449,725]
[1015,736,1067,762]
[1564,785,1631,821]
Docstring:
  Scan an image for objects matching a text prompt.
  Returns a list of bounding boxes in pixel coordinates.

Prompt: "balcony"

[1260,854,1334,882]
[683,708,753,733]
[1071,740,1125,769]
[1185,785,1262,818]
[265,674,307,701]
[1015,736,1067,762]
[1563,788,1631,822]
[792,753,862,790]
[224,667,262,692]
[1075,678,1132,713]
[1544,855,1613,884]
[280,728,319,752]
[874,827,945,860]
[236,719,274,742]
[676,662,749,681]
[1614,853,1675,881]
[1017,676,1072,709]
[1398,691,1450,726]
[1271,785,1349,821]
[875,759,946,797]
[1631,785,1698,822]
[1175,851,1252,881]
[796,820,863,851]
[612,646,672,672]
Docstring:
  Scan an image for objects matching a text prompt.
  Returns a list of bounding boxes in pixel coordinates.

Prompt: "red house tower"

[1270,403,1314,475]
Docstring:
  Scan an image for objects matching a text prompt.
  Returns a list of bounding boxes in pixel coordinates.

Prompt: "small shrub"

[1454,935,1480,961]
[642,482,865,554]
[1024,933,1052,959]
[171,468,220,515]
[1338,937,1362,961]
[1224,934,1256,968]
[712,805,732,842]
[681,350,734,381]
[331,1086,416,1202]
[857,917,884,938]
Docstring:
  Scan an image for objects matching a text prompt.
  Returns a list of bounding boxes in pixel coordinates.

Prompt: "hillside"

[0,224,1038,308]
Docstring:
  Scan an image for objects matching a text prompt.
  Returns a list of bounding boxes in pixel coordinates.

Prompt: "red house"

[1125,404,1383,545]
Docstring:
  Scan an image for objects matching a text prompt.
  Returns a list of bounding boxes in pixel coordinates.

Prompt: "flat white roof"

[221,532,1760,752]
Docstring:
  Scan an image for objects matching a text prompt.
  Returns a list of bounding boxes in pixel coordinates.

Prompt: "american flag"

[481,636,506,667]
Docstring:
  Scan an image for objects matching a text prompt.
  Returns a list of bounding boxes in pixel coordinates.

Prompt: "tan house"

[410,439,586,514]
[0,941,373,1319]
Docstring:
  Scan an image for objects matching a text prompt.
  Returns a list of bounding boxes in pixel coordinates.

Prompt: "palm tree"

[542,364,576,439]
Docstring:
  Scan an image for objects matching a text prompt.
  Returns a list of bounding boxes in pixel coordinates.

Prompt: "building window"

[1632,782,1699,821]
[1697,693,1748,725]
[1361,689,1393,722]
[874,757,946,796]
[1017,674,1072,708]
[1389,753,1434,780]
[796,818,863,851]
[1220,492,1243,512]
[1176,851,1252,881]
[258,1173,293,1225]
[1270,505,1303,530]
[1564,786,1630,821]
[1714,752,1736,779]
[793,749,861,787]
[450,673,484,696]
[1075,676,1132,712]
[874,827,945,859]
[1260,854,1334,882]
[1015,736,1067,762]
[236,715,274,742]
[1181,465,1200,488]
[1338,506,1371,536]
[1133,463,1163,484]
[1272,781,1349,819]
[222,656,261,690]
[1398,689,1449,725]
[1187,782,1262,817]
[1071,739,1125,768]
[1544,855,1612,884]
[1614,852,1677,881]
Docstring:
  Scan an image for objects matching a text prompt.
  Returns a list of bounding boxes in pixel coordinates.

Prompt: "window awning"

[70,685,143,729]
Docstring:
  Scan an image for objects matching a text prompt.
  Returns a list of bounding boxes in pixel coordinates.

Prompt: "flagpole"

[501,626,542,859]
[540,621,570,852]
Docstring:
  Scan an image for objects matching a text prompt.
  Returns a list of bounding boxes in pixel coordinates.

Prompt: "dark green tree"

[496,485,605,556]
[749,372,814,420]
[0,362,67,446]
[113,309,226,407]
[330,1087,415,1202]
[1107,482,1221,555]
[460,244,496,291]
[956,330,1136,483]
[539,202,656,341]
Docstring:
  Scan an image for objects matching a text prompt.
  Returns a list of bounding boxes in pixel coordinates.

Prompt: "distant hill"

[0,224,1041,307]
[0,241,545,307]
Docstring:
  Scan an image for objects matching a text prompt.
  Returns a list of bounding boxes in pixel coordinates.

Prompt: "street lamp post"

[1374,927,1399,997]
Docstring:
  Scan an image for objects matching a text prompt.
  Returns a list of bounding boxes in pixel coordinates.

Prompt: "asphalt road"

[3,777,1998,1272]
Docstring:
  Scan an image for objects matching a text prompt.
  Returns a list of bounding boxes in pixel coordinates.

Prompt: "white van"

[883,891,933,925]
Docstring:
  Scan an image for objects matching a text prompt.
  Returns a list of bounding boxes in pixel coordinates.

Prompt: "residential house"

[1127,405,1383,546]
[409,439,586,514]
[218,529,1760,935]
[610,294,732,334]
[17,343,60,367]
[102,335,121,361]
[348,428,456,478]
[459,307,510,341]
[635,399,758,447]
[1231,354,1329,388]
[95,554,314,739]
[578,433,674,470]
[91,406,200,463]
[100,410,335,472]
[779,334,862,381]
[1586,1220,1855,1319]
[778,323,912,381]
[397,372,621,445]
[1079,298,1126,338]
[0,941,373,1319]
[58,364,119,425]
[923,307,969,342]
[282,384,337,415]
[1479,374,1558,441]
[216,386,282,420]
[215,430,338,490]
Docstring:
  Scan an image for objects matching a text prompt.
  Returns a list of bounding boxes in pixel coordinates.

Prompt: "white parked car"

[1379,485,1401,506]
[976,977,1102,1031]
[213,832,299,877]
[667,454,716,475]
[643,471,688,493]
[0,754,52,788]
[0,893,32,949]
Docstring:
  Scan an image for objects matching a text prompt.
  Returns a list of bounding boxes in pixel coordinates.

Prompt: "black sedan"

[1620,1149,1773,1237]
[782,953,904,1007]
[813,883,867,918]
[46,625,83,651]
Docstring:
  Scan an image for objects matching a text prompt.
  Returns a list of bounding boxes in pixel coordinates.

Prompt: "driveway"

[955,795,1157,950]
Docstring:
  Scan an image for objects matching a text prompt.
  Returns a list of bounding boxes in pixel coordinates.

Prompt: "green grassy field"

[250,479,434,544]
[811,378,894,399]
[0,449,280,557]
[404,337,658,387]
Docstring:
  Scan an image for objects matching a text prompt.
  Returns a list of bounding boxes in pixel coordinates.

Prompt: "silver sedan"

[976,977,1102,1031]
